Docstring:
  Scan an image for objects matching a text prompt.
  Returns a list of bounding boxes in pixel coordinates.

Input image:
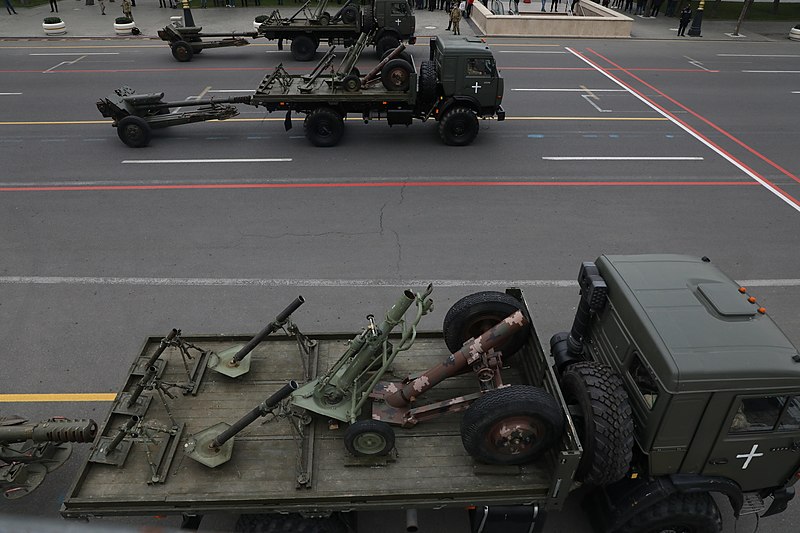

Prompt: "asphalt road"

[1,35,799,533]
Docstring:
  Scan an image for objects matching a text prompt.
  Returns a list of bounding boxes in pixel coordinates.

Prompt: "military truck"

[158,0,416,62]
[97,36,505,148]
[61,255,800,532]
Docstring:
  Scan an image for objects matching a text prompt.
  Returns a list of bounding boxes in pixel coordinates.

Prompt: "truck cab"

[373,0,415,39]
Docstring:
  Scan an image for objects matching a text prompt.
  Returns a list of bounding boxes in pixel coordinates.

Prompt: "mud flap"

[284,110,292,131]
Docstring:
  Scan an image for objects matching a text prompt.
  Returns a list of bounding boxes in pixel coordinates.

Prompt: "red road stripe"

[0,181,756,193]
[587,48,800,187]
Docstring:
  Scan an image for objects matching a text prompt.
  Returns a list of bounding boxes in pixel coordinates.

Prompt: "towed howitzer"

[1,418,97,499]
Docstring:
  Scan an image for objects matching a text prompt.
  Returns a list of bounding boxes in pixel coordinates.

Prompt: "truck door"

[702,395,800,491]
[461,57,500,110]
[382,1,412,34]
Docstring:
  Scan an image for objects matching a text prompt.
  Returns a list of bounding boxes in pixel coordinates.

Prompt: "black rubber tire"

[461,385,564,465]
[381,58,412,92]
[439,106,479,146]
[116,115,151,148]
[417,60,437,111]
[344,419,395,457]
[443,291,528,358]
[380,47,413,66]
[375,34,401,58]
[171,40,193,62]
[340,5,359,24]
[342,74,360,92]
[560,361,634,486]
[291,35,317,62]
[617,492,722,533]
[361,5,375,32]
[303,107,344,147]
[318,13,330,26]
[131,26,140,36]
[235,512,350,533]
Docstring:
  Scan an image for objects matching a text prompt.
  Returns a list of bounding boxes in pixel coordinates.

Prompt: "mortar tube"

[228,296,305,366]
[405,509,419,532]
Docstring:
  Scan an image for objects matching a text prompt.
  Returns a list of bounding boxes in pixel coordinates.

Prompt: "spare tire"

[443,291,528,358]
[381,47,413,66]
[417,60,437,111]
[560,361,634,486]
[380,58,412,91]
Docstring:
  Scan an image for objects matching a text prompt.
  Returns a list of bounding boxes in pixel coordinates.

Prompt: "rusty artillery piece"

[187,287,565,468]
[1,417,97,499]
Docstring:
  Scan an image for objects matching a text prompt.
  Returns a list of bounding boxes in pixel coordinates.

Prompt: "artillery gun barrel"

[132,95,252,110]
[126,329,179,408]
[210,381,298,449]
[229,296,305,366]
[385,311,528,408]
[0,419,97,445]
[362,44,407,84]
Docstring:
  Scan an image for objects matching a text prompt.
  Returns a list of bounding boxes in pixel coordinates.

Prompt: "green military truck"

[158,0,415,62]
[60,255,800,532]
[97,36,506,148]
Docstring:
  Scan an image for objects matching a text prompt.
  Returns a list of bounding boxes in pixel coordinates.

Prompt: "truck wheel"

[171,41,193,62]
[461,385,564,465]
[291,35,317,62]
[417,60,437,111]
[304,107,344,147]
[235,512,350,533]
[376,35,401,58]
[617,493,722,533]
[116,116,152,148]
[443,291,528,358]
[344,420,395,457]
[439,107,479,146]
[340,5,359,24]
[381,59,412,92]
[560,361,634,486]
[381,47,414,66]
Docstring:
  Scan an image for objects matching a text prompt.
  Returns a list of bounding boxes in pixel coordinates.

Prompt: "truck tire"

[617,493,722,533]
[235,513,349,533]
[116,116,152,148]
[375,34,401,58]
[560,361,634,486]
[171,41,193,62]
[442,291,528,359]
[461,385,564,465]
[417,60,437,111]
[340,5,359,24]
[381,59,412,92]
[361,5,375,32]
[303,107,344,147]
[291,35,317,62]
[439,107,479,146]
[344,419,395,457]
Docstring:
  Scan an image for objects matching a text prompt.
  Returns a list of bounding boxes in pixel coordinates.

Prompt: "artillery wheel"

[340,5,359,24]
[344,420,395,457]
[461,385,564,465]
[318,13,331,26]
[235,512,350,533]
[380,47,413,66]
[381,58,412,92]
[560,361,634,486]
[616,493,722,533]
[303,107,344,147]
[116,116,152,148]
[443,291,528,358]
[342,74,361,93]
[417,60,437,111]
[439,106,479,146]
[291,35,318,62]
[375,34,401,58]
[170,40,193,62]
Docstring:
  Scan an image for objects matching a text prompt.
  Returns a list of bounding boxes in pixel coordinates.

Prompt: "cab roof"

[435,36,493,57]
[595,254,800,393]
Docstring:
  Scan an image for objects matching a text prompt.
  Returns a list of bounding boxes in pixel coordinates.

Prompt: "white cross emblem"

[395,18,402,24]
[736,444,764,469]
[471,82,481,94]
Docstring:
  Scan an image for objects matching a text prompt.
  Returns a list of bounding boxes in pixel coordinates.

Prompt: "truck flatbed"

[62,301,580,518]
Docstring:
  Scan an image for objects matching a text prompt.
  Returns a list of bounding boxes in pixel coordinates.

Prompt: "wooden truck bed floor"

[62,330,578,518]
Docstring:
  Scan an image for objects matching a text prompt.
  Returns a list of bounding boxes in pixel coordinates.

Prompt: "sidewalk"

[0,1,795,41]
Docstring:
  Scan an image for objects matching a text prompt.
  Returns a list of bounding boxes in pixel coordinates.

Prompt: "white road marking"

[718,54,800,58]
[512,88,626,92]
[542,156,703,161]
[581,94,611,113]
[0,277,797,288]
[567,47,800,214]
[207,90,254,93]
[498,50,568,54]
[43,55,86,73]
[0,93,22,95]
[684,56,711,72]
[742,70,800,73]
[121,158,292,164]
[173,86,211,114]
[30,53,119,56]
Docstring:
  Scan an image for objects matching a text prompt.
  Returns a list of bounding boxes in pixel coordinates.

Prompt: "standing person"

[634,0,645,15]
[159,0,166,7]
[450,2,461,34]
[5,0,17,14]
[539,0,545,11]
[549,0,559,12]
[570,0,579,13]
[49,0,58,13]
[464,0,473,18]
[446,0,453,29]
[121,0,133,20]
[677,4,691,35]
[649,0,663,16]
[98,0,106,14]
[624,0,633,12]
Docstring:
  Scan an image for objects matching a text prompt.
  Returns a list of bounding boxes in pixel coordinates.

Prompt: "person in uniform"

[121,0,133,19]
[678,5,692,36]
[450,3,461,35]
